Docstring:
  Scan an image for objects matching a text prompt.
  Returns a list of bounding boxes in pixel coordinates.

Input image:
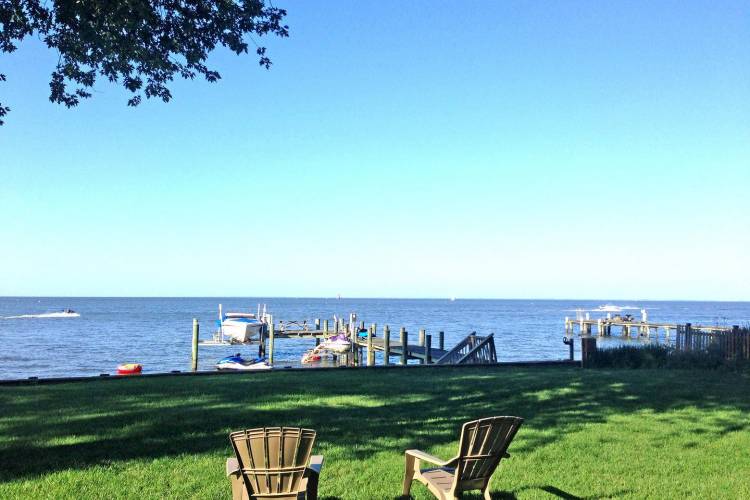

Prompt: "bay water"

[0,297,747,380]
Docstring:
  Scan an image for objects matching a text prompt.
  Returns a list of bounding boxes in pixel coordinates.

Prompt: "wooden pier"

[353,329,496,365]
[194,312,497,369]
[565,316,732,338]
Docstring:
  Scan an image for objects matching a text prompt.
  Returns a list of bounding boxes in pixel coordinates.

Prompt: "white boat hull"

[222,319,263,343]
[320,339,351,354]
[216,361,271,371]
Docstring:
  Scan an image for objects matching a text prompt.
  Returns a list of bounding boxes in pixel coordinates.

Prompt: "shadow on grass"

[398,484,631,499]
[0,365,748,494]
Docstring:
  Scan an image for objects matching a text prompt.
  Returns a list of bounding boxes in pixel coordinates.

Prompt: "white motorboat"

[221,312,263,343]
[596,304,623,313]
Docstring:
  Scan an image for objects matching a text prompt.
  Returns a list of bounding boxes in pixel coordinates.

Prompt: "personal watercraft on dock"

[318,334,352,354]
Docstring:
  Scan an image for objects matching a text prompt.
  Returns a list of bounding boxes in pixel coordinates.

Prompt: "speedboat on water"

[596,304,623,313]
[221,312,263,343]
[3,310,81,319]
[216,354,271,371]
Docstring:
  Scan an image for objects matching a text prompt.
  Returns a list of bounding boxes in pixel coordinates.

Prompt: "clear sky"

[0,1,748,299]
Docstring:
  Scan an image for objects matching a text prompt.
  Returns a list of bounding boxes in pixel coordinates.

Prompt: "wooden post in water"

[400,327,408,365]
[581,337,597,368]
[563,336,574,360]
[418,329,426,364]
[426,334,432,364]
[268,315,275,365]
[350,314,358,366]
[323,319,329,334]
[258,325,266,357]
[191,318,199,372]
[367,323,378,366]
[438,331,445,351]
[383,325,391,366]
[359,320,365,332]
[367,323,376,366]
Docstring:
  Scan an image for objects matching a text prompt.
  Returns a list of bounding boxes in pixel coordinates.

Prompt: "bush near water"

[590,327,750,371]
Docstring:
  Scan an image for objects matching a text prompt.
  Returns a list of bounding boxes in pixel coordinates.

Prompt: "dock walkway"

[355,337,448,362]
[565,318,731,338]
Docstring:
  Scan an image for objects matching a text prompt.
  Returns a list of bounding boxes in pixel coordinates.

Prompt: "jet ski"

[319,334,352,353]
[215,354,271,371]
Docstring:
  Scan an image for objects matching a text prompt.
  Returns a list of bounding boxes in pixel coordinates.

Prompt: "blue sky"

[1,1,748,299]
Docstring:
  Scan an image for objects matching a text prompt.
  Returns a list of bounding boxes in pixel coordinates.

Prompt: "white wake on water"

[564,305,642,313]
[3,312,81,319]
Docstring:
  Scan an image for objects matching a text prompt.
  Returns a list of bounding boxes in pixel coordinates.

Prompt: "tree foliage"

[0,0,288,125]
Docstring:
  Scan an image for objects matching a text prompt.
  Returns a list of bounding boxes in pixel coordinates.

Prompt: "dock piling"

[323,319,329,334]
[268,315,275,365]
[383,325,391,366]
[438,331,444,351]
[581,337,597,368]
[258,327,266,357]
[418,329,426,364]
[367,324,375,366]
[400,327,408,365]
[191,318,199,372]
[563,336,574,360]
[426,334,432,364]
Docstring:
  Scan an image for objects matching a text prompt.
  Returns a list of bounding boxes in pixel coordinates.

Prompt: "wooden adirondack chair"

[402,416,523,500]
[227,427,324,500]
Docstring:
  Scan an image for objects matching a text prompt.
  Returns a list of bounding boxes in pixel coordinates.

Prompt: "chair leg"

[403,454,417,497]
[306,472,319,500]
[483,487,492,500]
[226,458,244,500]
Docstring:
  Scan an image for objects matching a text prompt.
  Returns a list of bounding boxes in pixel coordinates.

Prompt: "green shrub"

[589,343,748,371]
[589,345,669,369]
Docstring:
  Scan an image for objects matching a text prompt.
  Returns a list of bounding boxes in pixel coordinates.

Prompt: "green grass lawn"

[1,366,749,499]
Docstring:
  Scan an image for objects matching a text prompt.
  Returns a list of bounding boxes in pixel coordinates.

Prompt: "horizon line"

[0,295,748,303]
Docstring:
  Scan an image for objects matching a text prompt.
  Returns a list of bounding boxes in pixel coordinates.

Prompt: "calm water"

[0,297,747,380]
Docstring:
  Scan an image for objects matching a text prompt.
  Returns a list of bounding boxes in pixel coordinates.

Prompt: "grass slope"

[1,366,749,499]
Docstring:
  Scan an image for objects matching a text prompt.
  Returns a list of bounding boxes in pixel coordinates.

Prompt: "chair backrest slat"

[230,427,316,499]
[454,416,523,488]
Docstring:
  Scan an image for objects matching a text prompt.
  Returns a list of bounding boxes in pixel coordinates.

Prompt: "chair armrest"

[405,449,455,467]
[307,455,325,476]
[227,457,240,477]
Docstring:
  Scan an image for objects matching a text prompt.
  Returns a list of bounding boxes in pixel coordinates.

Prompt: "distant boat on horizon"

[595,304,640,313]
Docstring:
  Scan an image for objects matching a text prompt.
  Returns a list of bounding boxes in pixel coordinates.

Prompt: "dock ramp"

[436,333,497,365]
